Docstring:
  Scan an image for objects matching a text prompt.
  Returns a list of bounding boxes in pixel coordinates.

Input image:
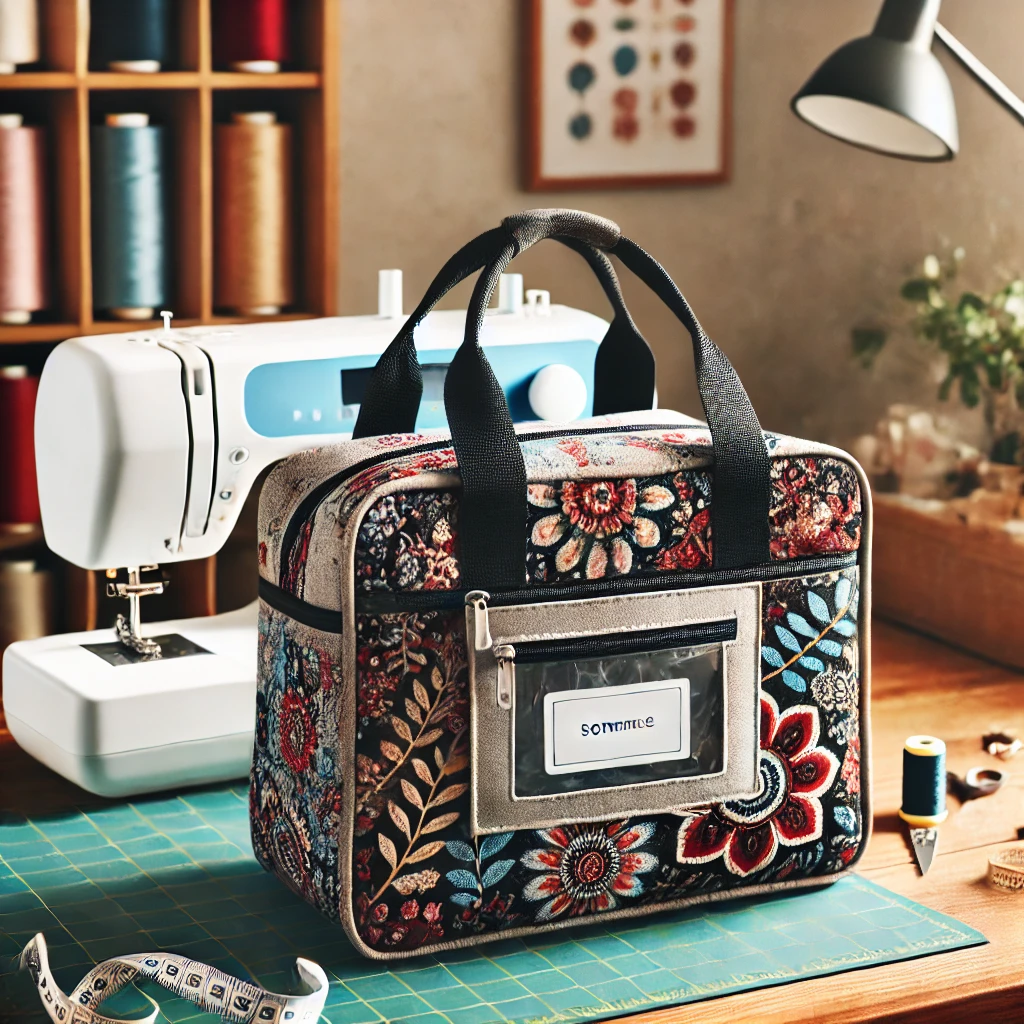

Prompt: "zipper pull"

[494,645,515,710]
[465,590,492,650]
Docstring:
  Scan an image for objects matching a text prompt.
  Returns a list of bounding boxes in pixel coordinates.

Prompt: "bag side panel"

[250,600,345,922]
[350,565,863,956]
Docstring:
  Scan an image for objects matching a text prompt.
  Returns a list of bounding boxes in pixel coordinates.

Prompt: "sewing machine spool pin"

[106,565,167,658]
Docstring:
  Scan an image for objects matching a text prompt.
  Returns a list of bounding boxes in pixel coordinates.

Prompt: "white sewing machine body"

[3,279,611,796]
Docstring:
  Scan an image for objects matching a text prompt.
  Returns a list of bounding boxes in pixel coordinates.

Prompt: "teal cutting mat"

[0,786,985,1024]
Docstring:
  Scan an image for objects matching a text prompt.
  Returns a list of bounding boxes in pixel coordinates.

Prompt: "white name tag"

[543,678,690,775]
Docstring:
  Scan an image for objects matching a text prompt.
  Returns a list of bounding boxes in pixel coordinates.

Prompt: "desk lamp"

[791,0,1024,159]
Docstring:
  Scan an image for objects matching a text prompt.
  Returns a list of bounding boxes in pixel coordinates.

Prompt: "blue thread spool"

[91,113,168,321]
[898,735,948,827]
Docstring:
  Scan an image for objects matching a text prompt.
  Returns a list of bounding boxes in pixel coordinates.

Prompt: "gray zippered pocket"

[466,582,762,835]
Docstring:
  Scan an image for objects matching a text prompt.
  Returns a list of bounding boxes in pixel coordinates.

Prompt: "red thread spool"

[0,366,40,525]
[214,0,290,73]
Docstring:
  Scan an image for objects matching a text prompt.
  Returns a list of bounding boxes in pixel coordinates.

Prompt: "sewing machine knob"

[528,364,588,422]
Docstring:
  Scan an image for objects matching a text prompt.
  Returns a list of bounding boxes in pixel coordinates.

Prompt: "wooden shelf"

[0,72,77,89]
[0,0,339,347]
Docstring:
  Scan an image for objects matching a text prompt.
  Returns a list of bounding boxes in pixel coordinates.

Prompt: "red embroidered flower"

[279,689,317,772]
[769,458,861,560]
[520,821,659,921]
[423,901,442,923]
[400,899,419,920]
[677,694,839,877]
[529,479,669,579]
[653,471,712,570]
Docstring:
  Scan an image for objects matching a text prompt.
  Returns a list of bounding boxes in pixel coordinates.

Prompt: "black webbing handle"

[443,223,772,588]
[353,209,653,437]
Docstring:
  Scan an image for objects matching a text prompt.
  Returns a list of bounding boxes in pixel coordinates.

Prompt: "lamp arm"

[934,22,1024,127]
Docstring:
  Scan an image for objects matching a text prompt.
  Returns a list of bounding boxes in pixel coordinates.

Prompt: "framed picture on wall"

[525,0,733,189]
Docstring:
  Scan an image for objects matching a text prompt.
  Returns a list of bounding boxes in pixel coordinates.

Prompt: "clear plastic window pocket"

[467,583,762,834]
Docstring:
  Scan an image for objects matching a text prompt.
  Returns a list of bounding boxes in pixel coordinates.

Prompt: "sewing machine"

[2,272,609,796]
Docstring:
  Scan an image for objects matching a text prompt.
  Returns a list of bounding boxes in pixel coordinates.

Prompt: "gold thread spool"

[0,560,53,656]
[0,113,48,323]
[215,111,293,316]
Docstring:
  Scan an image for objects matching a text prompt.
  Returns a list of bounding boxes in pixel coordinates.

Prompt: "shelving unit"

[0,0,339,347]
[0,0,339,647]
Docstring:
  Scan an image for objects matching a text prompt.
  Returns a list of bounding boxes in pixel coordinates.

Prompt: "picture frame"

[525,0,733,190]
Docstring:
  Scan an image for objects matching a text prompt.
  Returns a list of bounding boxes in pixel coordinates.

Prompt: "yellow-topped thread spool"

[898,735,948,828]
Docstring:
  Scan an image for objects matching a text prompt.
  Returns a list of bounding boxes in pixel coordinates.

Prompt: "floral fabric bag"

[250,209,871,959]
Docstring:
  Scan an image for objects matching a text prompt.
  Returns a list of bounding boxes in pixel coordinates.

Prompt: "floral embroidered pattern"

[527,473,710,581]
[279,428,863,598]
[250,605,343,920]
[769,457,862,560]
[355,492,459,593]
[339,569,863,953]
[677,695,840,876]
[349,457,858,594]
[520,822,659,921]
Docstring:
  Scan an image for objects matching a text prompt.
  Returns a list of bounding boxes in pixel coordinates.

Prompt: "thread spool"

[91,113,168,321]
[89,0,172,72]
[0,366,40,526]
[214,111,293,316]
[0,0,39,73]
[0,114,48,323]
[214,0,289,73]
[0,560,54,666]
[898,735,949,828]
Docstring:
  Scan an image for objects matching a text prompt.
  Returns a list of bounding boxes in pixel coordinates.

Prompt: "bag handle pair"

[353,209,771,588]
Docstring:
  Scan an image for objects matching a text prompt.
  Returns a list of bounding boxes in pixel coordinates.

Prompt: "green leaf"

[851,327,887,367]
[901,279,933,302]
[957,292,986,315]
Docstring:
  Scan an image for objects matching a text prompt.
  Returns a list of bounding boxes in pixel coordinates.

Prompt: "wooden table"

[2,621,1023,1023]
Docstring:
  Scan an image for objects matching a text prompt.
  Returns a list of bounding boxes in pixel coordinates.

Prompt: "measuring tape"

[19,932,328,1024]
[988,847,1024,892]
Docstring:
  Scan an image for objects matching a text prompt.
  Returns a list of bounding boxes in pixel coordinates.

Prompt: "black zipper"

[259,550,858,633]
[259,577,342,634]
[510,619,737,664]
[277,421,703,582]
[354,550,858,614]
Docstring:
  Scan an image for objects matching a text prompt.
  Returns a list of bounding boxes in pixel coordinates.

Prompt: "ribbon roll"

[19,932,328,1024]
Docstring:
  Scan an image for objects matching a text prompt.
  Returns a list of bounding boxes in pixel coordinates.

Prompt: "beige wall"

[340,0,1024,447]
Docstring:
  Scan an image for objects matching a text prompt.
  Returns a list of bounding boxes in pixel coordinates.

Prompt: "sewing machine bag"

[251,210,872,960]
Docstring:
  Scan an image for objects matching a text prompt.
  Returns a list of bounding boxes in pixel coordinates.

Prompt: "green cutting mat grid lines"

[0,786,985,1024]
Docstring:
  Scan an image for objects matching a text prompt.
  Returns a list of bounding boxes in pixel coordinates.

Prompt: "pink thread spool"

[0,113,49,324]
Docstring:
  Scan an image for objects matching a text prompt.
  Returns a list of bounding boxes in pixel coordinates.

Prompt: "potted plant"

[853,250,1024,465]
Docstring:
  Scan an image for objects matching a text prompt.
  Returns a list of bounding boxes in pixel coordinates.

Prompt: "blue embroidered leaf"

[786,613,817,639]
[761,645,784,668]
[832,618,856,637]
[449,892,478,906]
[479,832,514,861]
[481,859,515,888]
[834,577,852,610]
[782,670,807,692]
[798,655,825,674]
[774,625,802,653]
[807,591,831,624]
[445,840,475,862]
[445,869,480,890]
[833,806,857,834]
[816,638,844,658]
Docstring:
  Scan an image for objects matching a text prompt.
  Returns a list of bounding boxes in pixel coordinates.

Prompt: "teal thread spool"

[898,735,948,828]
[91,113,168,320]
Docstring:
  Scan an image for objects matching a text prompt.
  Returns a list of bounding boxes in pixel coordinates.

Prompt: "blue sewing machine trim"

[242,339,599,436]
